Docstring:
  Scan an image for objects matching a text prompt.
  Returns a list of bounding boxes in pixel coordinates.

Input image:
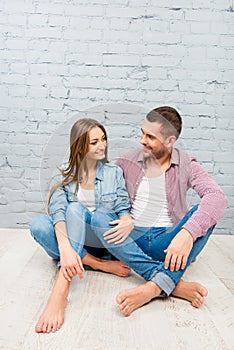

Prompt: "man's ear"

[166,135,177,147]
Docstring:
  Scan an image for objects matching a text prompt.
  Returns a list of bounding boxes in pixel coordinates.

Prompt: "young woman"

[30,118,133,333]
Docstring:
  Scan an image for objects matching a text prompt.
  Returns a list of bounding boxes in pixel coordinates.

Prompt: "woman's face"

[86,126,107,161]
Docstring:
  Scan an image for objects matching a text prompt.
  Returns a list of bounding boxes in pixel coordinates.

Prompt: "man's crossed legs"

[92,206,214,316]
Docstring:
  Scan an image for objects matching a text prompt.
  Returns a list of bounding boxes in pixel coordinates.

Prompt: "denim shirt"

[48,161,130,225]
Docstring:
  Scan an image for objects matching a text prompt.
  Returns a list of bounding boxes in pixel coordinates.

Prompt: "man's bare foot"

[35,270,70,333]
[172,280,208,308]
[116,281,161,316]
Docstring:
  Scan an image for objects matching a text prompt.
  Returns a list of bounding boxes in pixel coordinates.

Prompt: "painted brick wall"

[0,0,233,233]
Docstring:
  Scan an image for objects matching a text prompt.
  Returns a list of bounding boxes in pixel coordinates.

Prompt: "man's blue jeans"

[91,205,215,296]
[30,202,107,266]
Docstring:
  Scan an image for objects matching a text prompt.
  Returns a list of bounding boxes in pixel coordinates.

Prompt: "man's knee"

[93,207,117,222]
[91,208,117,236]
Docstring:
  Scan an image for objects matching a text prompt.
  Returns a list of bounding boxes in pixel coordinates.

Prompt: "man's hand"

[103,214,134,244]
[164,228,194,272]
[60,244,84,281]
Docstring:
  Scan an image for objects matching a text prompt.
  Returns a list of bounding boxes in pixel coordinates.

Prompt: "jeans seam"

[148,229,151,256]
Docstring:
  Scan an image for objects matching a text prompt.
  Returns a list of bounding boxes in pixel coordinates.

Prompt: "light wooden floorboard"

[0,229,233,350]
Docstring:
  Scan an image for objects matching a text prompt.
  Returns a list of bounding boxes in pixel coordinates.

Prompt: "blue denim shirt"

[49,161,130,225]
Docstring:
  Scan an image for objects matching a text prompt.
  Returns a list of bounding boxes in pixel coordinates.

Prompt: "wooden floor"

[0,229,234,350]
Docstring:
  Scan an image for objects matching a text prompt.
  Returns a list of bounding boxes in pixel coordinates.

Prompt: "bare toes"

[116,292,126,304]
[122,305,131,317]
[42,324,48,333]
[195,301,201,308]
[192,296,203,308]
[53,320,60,332]
[47,322,55,333]
[200,287,208,297]
[35,324,43,333]
[121,298,129,309]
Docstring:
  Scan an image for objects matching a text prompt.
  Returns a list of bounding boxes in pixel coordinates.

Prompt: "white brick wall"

[0,0,233,233]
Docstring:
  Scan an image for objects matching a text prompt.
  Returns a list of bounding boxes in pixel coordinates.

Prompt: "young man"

[92,106,227,316]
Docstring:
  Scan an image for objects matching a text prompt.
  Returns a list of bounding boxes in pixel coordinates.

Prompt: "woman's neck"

[86,159,98,172]
[79,159,97,188]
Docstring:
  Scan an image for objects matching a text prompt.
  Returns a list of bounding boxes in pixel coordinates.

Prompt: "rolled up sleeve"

[48,175,68,225]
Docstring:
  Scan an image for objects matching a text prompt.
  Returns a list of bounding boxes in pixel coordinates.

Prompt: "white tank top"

[131,175,173,227]
[77,187,96,212]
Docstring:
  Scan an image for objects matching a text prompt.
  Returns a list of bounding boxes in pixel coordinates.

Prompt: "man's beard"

[143,148,166,161]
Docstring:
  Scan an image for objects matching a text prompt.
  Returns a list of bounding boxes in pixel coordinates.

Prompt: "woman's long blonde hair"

[48,118,108,204]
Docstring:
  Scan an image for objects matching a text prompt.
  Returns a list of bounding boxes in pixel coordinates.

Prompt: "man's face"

[140,119,168,160]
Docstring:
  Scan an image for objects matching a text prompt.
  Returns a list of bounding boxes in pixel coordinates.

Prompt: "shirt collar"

[137,149,144,163]
[170,148,179,166]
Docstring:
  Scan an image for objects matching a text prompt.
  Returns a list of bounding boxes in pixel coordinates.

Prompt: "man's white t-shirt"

[131,175,173,227]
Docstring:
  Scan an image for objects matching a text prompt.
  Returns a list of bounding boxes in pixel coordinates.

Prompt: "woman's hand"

[103,214,134,244]
[54,220,84,281]
[59,243,84,282]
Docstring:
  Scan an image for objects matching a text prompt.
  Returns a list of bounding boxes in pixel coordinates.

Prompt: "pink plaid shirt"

[116,148,227,241]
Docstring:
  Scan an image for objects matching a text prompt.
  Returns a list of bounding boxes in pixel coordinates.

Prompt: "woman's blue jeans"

[30,202,107,266]
[91,205,215,296]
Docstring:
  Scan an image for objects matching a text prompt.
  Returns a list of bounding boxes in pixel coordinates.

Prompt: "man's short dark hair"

[146,106,182,139]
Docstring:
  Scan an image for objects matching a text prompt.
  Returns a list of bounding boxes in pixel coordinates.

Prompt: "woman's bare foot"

[35,270,70,333]
[98,260,131,277]
[83,253,131,277]
[116,281,161,316]
[172,280,208,308]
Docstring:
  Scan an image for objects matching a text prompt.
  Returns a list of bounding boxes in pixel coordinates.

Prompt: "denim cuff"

[150,271,175,296]
[50,211,66,225]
